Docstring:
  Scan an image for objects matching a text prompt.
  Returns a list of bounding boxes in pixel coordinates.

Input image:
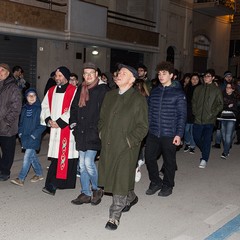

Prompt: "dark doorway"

[110,49,144,73]
[0,35,37,87]
[166,46,175,64]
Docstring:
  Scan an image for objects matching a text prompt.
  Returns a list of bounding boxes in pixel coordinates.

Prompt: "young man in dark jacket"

[192,69,223,168]
[0,63,22,181]
[145,61,187,197]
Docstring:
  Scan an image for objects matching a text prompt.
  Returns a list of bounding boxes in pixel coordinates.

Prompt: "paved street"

[1,134,240,240]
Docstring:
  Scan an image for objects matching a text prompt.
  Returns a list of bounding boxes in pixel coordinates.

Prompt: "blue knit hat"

[25,88,37,97]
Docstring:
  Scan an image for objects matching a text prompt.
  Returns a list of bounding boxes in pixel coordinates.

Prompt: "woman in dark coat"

[183,73,201,153]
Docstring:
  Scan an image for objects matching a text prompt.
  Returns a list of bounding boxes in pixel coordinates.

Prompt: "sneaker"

[158,185,172,197]
[189,148,195,154]
[183,145,190,152]
[145,182,162,195]
[221,153,229,159]
[30,175,44,182]
[11,178,24,186]
[199,159,207,169]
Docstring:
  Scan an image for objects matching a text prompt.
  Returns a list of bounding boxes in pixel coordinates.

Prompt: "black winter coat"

[0,75,22,136]
[148,82,187,138]
[70,83,108,151]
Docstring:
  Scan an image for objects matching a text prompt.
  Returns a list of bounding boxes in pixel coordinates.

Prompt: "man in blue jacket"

[145,61,187,197]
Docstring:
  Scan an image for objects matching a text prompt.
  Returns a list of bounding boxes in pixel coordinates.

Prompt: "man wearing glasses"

[192,69,223,168]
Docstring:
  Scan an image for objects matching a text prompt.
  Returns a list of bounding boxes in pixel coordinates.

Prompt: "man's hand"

[48,120,59,128]
[173,136,181,146]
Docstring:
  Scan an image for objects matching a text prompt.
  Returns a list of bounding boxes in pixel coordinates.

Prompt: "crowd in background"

[0,61,240,230]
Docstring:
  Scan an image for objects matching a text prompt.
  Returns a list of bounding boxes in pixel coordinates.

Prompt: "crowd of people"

[0,60,240,230]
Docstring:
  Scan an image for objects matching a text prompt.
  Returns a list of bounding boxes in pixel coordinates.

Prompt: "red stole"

[48,84,76,179]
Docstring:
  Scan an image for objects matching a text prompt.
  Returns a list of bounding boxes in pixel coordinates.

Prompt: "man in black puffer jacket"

[145,61,187,197]
[0,63,22,181]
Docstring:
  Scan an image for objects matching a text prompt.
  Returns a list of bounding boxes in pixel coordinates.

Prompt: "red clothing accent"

[48,85,76,179]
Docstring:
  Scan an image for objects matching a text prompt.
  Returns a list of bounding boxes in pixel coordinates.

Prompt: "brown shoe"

[11,178,24,187]
[71,193,91,205]
[91,188,103,205]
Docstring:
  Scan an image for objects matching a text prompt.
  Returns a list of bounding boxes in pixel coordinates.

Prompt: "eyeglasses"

[83,71,95,77]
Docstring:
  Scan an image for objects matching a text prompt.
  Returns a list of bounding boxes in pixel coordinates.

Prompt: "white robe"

[41,87,78,159]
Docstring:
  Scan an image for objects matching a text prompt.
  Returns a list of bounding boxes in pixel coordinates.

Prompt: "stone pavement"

[1,134,240,240]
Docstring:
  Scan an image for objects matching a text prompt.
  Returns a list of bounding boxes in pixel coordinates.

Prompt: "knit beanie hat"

[25,88,37,97]
[224,71,232,78]
[56,66,71,80]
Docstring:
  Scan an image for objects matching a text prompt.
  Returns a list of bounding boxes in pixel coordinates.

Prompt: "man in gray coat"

[98,64,148,230]
[0,63,22,181]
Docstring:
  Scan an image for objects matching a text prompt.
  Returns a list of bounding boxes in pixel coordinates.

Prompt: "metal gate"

[0,34,37,88]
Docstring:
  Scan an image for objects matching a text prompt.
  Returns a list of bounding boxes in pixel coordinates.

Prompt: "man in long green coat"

[98,64,148,230]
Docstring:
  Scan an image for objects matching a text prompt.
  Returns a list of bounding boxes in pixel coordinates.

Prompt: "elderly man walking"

[98,64,148,230]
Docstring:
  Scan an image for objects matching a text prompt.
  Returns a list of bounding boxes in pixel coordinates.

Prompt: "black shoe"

[71,193,91,205]
[122,196,138,213]
[189,148,195,154]
[105,219,119,230]
[234,141,240,145]
[183,145,190,152]
[42,187,56,196]
[212,144,221,149]
[0,174,10,181]
[221,152,229,159]
[145,182,162,195]
[158,185,172,197]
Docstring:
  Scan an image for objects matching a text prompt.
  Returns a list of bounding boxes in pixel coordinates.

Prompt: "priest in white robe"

[41,66,78,195]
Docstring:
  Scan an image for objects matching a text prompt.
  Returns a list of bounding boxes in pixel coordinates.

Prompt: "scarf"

[78,78,99,107]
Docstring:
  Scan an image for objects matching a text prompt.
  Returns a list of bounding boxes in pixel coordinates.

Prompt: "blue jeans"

[215,129,222,145]
[221,120,235,155]
[193,124,214,162]
[79,150,98,196]
[184,123,195,148]
[18,149,43,181]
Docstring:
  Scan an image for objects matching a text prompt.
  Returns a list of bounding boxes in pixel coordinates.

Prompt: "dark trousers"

[0,135,17,175]
[145,133,176,188]
[193,124,214,162]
